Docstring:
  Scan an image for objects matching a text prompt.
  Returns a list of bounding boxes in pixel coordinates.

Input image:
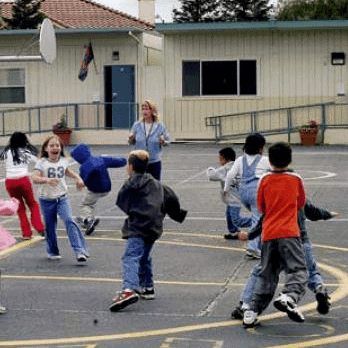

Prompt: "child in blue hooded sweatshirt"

[71,143,127,235]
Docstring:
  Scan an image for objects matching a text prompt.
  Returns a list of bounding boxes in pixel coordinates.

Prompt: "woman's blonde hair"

[141,99,160,122]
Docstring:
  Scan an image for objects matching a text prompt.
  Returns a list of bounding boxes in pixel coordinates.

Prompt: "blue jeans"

[241,240,322,305]
[122,237,155,291]
[226,205,252,233]
[39,196,88,257]
[239,181,262,253]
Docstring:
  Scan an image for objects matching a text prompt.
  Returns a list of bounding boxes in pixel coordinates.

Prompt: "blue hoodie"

[71,143,126,193]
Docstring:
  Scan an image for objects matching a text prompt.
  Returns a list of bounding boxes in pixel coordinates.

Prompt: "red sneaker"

[109,289,139,312]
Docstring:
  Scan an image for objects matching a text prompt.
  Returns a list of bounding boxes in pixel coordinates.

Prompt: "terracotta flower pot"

[53,129,72,147]
[299,128,318,146]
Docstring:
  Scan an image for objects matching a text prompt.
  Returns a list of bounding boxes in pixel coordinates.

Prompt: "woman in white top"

[0,132,45,239]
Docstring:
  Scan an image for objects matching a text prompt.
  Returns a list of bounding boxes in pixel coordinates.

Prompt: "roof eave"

[156,19,348,34]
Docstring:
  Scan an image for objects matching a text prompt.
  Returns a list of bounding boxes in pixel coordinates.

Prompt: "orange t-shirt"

[257,171,306,242]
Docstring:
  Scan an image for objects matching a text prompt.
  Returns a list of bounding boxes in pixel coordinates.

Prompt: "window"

[0,69,25,104]
[182,60,257,96]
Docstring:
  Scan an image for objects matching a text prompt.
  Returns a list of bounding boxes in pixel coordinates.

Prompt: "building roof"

[156,19,348,34]
[0,0,154,30]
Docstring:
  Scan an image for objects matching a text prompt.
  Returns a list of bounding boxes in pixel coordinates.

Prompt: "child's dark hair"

[40,135,65,158]
[268,142,292,169]
[128,150,149,173]
[0,132,38,164]
[219,147,236,162]
[243,133,266,155]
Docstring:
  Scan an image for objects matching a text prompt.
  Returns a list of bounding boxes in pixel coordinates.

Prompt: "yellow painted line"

[0,237,42,258]
[0,261,347,346]
[266,333,348,348]
[2,274,226,287]
[313,243,348,252]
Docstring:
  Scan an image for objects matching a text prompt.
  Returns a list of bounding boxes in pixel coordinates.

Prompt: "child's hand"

[75,178,85,190]
[159,136,166,145]
[47,178,59,187]
[128,134,135,145]
[238,231,249,241]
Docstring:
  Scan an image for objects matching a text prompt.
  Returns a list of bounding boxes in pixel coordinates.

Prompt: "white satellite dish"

[0,18,56,64]
[40,18,56,64]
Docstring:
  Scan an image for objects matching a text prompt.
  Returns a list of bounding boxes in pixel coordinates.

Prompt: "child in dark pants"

[243,142,307,328]
[109,150,187,312]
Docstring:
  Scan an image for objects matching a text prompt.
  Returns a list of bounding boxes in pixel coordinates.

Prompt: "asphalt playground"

[0,142,348,348]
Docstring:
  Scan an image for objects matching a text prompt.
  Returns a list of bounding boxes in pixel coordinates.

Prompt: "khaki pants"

[80,190,109,220]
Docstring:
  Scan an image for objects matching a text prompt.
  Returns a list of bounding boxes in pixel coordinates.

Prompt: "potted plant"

[52,115,72,146]
[298,120,319,146]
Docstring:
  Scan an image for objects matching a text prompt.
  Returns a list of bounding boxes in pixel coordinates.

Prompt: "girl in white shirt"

[0,132,45,239]
[32,135,89,262]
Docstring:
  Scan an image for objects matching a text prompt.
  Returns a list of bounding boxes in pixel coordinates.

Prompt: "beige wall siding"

[162,29,348,141]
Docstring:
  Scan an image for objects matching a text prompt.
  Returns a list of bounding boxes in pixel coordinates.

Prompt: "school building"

[0,0,348,144]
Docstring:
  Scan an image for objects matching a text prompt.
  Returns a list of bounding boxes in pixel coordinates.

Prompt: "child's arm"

[32,169,59,187]
[65,168,85,190]
[103,157,127,168]
[207,166,225,181]
[159,125,171,146]
[304,200,338,221]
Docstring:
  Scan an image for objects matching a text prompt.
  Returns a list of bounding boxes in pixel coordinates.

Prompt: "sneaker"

[245,250,261,259]
[22,236,32,240]
[224,233,239,240]
[47,254,62,260]
[273,293,305,322]
[77,217,88,228]
[109,289,139,312]
[0,303,7,314]
[140,287,155,300]
[85,218,100,236]
[76,254,87,262]
[243,310,259,328]
[315,285,331,315]
[38,230,45,237]
[231,303,244,320]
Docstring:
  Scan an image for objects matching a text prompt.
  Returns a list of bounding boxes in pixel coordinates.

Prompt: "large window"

[182,60,257,96]
[0,69,25,104]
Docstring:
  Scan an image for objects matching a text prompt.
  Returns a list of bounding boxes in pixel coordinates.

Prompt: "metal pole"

[321,103,326,144]
[74,104,79,130]
[287,108,292,143]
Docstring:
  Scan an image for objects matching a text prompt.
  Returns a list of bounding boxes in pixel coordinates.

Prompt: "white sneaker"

[243,310,259,328]
[76,254,87,262]
[273,293,305,322]
[47,254,62,260]
[0,303,6,314]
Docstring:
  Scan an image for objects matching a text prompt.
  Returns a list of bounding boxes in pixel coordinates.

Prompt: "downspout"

[128,31,142,120]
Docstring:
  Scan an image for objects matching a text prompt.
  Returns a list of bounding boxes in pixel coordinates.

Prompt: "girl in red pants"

[0,132,45,239]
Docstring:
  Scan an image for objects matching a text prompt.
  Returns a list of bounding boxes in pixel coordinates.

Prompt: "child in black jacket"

[109,150,187,312]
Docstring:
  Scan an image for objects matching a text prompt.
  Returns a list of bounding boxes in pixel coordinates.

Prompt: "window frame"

[182,59,258,97]
[0,67,26,105]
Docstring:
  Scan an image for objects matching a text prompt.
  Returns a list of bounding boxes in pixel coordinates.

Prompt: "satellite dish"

[40,18,56,64]
[0,18,56,63]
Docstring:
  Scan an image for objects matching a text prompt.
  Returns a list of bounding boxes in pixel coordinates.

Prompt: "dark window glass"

[240,60,257,95]
[182,61,200,96]
[202,61,237,95]
[0,87,25,103]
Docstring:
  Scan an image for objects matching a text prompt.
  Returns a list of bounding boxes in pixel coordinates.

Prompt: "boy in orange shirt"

[243,142,307,328]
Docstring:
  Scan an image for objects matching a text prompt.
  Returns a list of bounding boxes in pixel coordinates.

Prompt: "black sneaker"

[85,218,100,236]
[224,233,239,240]
[231,303,244,320]
[273,293,305,322]
[140,287,155,300]
[315,285,331,314]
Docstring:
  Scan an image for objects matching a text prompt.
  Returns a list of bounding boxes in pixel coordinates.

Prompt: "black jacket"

[116,173,187,242]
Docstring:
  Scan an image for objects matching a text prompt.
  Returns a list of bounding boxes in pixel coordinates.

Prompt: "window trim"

[0,67,26,105]
[182,58,259,97]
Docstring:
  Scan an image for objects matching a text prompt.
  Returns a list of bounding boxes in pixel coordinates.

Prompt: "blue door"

[104,65,136,129]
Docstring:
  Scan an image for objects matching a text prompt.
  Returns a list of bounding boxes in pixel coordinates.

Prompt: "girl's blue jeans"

[241,240,323,304]
[122,237,155,291]
[39,196,88,257]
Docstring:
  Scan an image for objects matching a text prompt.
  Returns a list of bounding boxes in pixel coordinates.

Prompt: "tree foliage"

[2,0,44,29]
[173,0,272,22]
[278,0,348,20]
